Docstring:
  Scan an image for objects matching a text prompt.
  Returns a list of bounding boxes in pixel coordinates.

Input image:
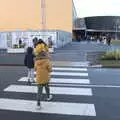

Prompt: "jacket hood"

[35,51,49,60]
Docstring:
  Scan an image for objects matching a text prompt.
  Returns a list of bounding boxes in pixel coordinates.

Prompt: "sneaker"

[46,95,53,101]
[36,105,41,110]
[36,103,41,110]
[27,79,31,85]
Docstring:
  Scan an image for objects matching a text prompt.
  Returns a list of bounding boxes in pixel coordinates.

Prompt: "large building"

[0,0,77,49]
[73,16,120,40]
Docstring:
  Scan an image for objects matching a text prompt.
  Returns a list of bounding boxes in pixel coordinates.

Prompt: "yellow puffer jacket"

[35,59,52,84]
[34,43,49,56]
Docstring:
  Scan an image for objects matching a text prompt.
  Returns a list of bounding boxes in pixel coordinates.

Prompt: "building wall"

[85,16,120,31]
[0,0,72,32]
[0,0,41,31]
[72,0,77,29]
[46,0,72,32]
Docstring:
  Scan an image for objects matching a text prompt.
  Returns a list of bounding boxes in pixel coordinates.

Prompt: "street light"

[41,0,46,40]
[115,19,120,40]
[115,22,117,40]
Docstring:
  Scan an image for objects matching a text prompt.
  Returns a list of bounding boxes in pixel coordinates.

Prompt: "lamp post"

[115,22,117,40]
[41,0,46,40]
[115,19,120,40]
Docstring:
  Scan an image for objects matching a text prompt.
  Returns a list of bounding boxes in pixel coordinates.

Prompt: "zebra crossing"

[0,64,96,117]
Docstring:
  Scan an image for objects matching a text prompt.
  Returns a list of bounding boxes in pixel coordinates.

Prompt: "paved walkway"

[52,41,110,62]
[0,41,112,65]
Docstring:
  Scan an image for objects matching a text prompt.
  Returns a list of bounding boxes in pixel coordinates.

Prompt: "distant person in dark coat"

[33,37,38,48]
[24,47,35,84]
[19,39,22,48]
[107,35,111,46]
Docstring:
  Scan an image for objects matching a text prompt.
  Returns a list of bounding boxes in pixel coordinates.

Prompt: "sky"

[73,0,120,18]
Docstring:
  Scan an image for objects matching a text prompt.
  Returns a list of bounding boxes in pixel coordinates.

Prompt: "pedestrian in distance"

[19,38,22,48]
[32,37,38,48]
[24,47,35,85]
[107,34,111,46]
[35,50,53,109]
[48,37,53,48]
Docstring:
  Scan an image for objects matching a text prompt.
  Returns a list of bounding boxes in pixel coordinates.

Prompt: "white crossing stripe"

[50,84,120,88]
[52,72,88,76]
[4,85,93,96]
[0,98,96,116]
[52,62,89,67]
[52,67,87,71]
[34,72,88,77]
[19,77,90,84]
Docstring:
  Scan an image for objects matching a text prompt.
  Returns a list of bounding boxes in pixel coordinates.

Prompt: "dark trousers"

[37,83,50,105]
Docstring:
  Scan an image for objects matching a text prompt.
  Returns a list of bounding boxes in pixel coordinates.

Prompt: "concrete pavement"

[0,41,110,65]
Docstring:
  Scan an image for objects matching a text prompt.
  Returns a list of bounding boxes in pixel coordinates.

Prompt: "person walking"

[24,47,35,85]
[35,51,52,109]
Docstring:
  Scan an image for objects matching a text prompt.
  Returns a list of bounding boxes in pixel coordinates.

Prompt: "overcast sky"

[73,0,120,18]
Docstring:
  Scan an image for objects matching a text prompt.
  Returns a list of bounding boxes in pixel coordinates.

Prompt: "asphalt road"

[0,66,120,120]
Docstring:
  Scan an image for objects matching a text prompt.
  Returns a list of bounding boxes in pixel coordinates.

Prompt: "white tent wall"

[57,31,72,48]
[0,30,72,52]
[29,31,57,48]
[0,33,7,49]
